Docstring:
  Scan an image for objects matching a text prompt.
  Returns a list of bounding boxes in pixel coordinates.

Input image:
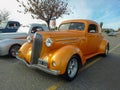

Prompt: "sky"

[0,0,120,30]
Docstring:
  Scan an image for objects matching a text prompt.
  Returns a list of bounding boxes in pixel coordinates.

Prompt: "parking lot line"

[109,43,120,53]
[47,85,58,90]
[47,43,120,90]
[47,81,63,90]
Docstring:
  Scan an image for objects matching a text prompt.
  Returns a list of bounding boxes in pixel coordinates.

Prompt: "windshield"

[0,22,7,29]
[59,22,85,31]
[17,25,30,33]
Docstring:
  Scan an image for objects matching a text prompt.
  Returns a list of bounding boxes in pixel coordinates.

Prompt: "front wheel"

[9,44,21,58]
[62,55,80,81]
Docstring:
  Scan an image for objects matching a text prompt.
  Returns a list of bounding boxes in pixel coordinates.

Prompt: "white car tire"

[9,44,21,58]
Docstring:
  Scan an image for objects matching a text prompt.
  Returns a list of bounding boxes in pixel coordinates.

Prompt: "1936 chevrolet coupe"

[17,19,109,81]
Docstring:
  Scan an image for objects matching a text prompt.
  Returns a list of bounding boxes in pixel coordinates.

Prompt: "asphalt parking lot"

[0,34,120,90]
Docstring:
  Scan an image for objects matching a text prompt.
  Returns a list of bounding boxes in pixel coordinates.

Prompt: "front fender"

[47,45,84,74]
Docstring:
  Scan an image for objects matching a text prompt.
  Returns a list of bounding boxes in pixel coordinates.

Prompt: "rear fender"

[98,39,109,53]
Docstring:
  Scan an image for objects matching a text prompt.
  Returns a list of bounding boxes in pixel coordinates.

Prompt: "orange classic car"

[17,19,109,81]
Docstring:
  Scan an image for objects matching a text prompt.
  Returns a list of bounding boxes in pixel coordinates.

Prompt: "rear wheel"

[9,44,21,58]
[103,44,109,57]
[62,55,80,81]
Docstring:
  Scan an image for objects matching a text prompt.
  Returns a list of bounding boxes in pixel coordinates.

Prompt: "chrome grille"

[30,33,42,64]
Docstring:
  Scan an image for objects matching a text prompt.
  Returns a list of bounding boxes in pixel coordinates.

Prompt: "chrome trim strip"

[56,37,79,42]
[16,56,60,75]
[62,41,79,44]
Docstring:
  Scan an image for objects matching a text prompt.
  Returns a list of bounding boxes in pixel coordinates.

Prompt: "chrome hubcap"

[105,46,109,55]
[11,45,20,57]
[67,58,78,78]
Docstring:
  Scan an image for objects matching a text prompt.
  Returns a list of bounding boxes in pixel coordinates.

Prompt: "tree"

[118,28,120,32]
[105,29,110,34]
[100,22,103,29]
[17,0,70,28]
[0,10,10,23]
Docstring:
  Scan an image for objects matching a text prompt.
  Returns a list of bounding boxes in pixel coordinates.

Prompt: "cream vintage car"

[17,19,109,81]
[0,23,49,57]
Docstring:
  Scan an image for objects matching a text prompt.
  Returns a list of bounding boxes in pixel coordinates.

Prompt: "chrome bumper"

[16,56,60,75]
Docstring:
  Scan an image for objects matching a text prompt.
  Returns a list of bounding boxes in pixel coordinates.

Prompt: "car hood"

[38,30,84,39]
[0,33,28,40]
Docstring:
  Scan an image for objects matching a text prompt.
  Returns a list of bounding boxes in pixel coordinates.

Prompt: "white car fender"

[0,39,26,55]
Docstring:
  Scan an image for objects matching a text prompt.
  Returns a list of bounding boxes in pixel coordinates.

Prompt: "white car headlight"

[46,38,53,47]
[27,36,32,43]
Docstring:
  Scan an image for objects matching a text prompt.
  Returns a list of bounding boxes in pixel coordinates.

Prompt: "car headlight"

[46,38,53,47]
[27,36,32,43]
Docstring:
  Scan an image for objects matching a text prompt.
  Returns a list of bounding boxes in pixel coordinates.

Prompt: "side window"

[31,26,43,33]
[88,24,98,33]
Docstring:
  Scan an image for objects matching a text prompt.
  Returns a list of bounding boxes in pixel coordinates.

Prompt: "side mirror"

[31,29,37,33]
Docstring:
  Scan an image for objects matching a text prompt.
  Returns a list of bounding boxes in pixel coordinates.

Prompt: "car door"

[86,24,101,55]
[69,22,88,56]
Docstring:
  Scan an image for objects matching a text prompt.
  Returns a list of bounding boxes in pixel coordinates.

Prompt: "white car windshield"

[17,25,30,33]
[0,22,7,29]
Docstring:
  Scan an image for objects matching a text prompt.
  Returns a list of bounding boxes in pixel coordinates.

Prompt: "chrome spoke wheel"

[62,55,80,81]
[103,44,109,57]
[67,58,78,78]
[105,46,109,56]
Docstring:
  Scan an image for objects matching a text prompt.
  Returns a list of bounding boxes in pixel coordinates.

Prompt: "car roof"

[61,19,98,25]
